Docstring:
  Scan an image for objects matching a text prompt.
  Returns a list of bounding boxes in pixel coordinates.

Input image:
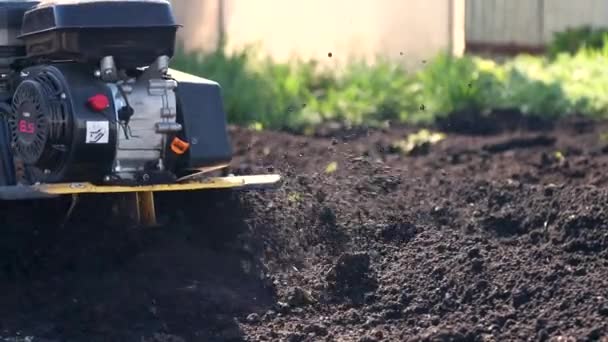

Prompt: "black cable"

[114,85,139,140]
[95,86,139,141]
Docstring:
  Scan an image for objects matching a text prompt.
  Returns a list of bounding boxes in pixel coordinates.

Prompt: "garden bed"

[0,115,607,341]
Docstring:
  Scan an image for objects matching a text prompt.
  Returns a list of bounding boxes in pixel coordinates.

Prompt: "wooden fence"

[466,0,608,54]
[171,0,465,67]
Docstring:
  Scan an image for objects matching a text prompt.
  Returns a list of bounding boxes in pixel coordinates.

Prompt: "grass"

[171,40,608,132]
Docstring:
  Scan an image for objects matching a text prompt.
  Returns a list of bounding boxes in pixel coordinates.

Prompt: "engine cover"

[6,61,233,186]
[19,0,177,69]
[8,63,117,183]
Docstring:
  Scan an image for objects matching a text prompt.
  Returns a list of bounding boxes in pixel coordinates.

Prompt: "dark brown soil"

[2,116,608,341]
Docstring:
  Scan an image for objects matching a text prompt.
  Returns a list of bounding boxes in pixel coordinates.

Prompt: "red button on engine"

[88,94,109,112]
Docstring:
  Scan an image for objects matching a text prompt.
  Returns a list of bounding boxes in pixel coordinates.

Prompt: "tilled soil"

[2,117,608,341]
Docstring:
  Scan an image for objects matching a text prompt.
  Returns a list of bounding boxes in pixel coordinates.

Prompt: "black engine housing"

[0,0,233,186]
[8,63,117,183]
[6,63,234,185]
[169,69,233,171]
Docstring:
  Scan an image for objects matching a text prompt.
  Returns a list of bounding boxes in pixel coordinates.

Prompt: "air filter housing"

[19,0,179,69]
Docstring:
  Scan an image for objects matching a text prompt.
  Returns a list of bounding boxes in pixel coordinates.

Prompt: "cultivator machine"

[0,0,280,226]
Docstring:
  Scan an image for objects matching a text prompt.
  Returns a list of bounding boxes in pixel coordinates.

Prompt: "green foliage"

[497,57,572,118]
[411,54,504,122]
[501,49,608,118]
[305,59,417,126]
[547,26,608,57]
[171,46,420,130]
[171,43,608,131]
[171,44,327,129]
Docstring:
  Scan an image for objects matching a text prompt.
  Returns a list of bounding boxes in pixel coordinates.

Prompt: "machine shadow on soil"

[0,190,279,341]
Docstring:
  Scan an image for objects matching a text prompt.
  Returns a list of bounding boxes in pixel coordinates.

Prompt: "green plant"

[171,41,608,132]
[306,58,417,126]
[411,54,505,122]
[547,26,608,57]
[501,48,608,118]
[171,44,328,129]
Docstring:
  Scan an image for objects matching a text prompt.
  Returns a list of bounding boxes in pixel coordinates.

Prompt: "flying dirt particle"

[302,103,307,108]
[422,60,427,64]
[328,52,333,58]
[420,104,426,111]
[400,52,404,56]
[468,82,473,88]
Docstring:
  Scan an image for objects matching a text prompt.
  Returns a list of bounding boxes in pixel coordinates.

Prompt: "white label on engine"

[85,121,109,144]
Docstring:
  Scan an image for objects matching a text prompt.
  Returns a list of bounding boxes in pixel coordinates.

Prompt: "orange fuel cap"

[171,137,190,155]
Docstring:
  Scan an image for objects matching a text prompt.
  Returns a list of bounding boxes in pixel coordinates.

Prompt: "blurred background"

[172,0,465,68]
[169,0,608,132]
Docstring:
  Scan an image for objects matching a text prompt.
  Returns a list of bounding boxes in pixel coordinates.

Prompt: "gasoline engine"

[0,0,233,186]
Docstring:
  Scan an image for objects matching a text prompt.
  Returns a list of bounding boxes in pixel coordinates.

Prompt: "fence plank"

[466,0,608,48]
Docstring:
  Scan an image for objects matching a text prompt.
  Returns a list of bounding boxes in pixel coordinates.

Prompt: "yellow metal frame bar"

[31,174,281,195]
[0,174,282,226]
